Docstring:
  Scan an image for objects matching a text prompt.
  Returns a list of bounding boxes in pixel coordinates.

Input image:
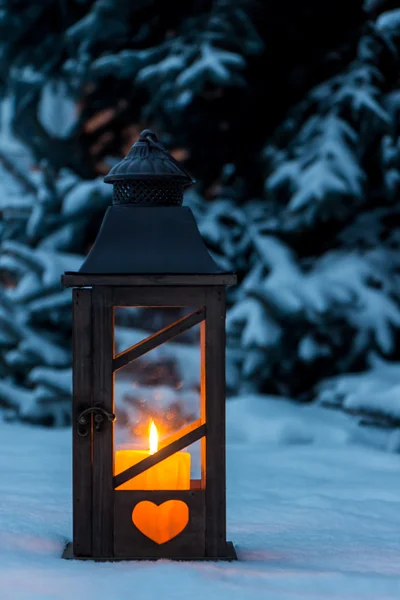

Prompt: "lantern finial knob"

[138,129,158,143]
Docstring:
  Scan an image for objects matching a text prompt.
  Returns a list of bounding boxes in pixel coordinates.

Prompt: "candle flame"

[149,420,158,455]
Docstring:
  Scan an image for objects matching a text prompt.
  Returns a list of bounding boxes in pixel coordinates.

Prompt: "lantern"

[61,130,237,561]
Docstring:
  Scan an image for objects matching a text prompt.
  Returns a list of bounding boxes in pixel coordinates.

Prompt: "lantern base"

[61,541,237,562]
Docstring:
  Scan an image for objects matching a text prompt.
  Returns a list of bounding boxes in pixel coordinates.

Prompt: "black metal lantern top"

[104,130,195,207]
[72,130,227,277]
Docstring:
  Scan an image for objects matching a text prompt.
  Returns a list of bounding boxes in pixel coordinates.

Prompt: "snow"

[377,9,400,33]
[1,396,400,600]
[228,234,400,391]
[38,81,77,140]
[0,102,35,211]
[176,44,246,91]
[227,296,282,349]
[136,55,186,83]
[61,178,111,217]
[317,355,400,423]
[1,242,82,298]
[288,115,364,213]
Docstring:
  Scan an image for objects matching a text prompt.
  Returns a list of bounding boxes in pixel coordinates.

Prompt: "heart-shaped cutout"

[132,500,189,545]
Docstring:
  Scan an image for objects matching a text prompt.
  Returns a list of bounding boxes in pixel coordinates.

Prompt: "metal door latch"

[77,404,116,436]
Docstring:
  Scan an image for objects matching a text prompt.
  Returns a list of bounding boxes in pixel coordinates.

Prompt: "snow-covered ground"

[1,396,400,600]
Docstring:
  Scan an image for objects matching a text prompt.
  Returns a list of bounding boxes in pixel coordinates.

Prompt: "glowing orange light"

[149,421,158,455]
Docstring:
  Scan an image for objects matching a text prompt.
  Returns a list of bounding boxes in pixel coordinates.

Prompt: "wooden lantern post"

[61,130,237,561]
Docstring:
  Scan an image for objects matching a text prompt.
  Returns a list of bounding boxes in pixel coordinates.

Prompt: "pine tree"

[0,148,112,424]
[226,9,400,420]
[2,1,400,426]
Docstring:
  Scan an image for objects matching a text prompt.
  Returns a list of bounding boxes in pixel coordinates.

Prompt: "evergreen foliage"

[1,1,400,425]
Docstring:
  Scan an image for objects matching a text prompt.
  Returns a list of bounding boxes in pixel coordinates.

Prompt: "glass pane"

[114,306,198,354]
[114,307,202,489]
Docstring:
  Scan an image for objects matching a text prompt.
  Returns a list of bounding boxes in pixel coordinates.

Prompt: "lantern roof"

[104,129,195,186]
[73,205,227,277]
[62,129,235,284]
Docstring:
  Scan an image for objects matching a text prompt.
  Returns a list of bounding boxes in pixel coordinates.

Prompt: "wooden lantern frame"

[62,272,237,561]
